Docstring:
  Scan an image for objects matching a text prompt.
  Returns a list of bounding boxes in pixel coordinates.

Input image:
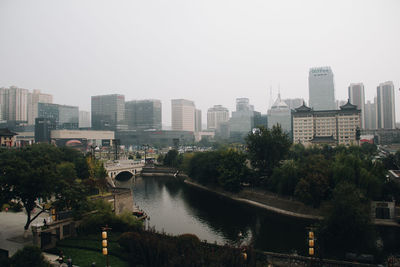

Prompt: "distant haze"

[1,0,399,126]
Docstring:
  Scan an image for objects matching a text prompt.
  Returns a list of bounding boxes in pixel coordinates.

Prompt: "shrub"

[78,200,142,234]
[10,246,49,267]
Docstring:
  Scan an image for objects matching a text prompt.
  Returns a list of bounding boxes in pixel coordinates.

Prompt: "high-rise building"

[377,81,395,129]
[0,86,29,123]
[79,110,91,128]
[38,103,79,129]
[34,117,56,143]
[229,98,256,138]
[125,99,162,130]
[195,109,202,132]
[292,101,361,146]
[365,99,377,129]
[348,83,365,128]
[283,98,304,110]
[308,67,336,110]
[207,105,229,130]
[91,94,125,130]
[268,94,291,133]
[171,99,195,132]
[236,98,251,112]
[27,89,53,125]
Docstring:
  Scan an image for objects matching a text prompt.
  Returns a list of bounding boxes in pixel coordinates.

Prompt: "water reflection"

[118,176,313,254]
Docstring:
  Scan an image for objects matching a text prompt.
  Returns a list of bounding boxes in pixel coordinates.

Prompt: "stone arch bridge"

[104,160,144,187]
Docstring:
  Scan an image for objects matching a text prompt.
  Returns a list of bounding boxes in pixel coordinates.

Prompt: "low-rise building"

[0,128,17,147]
[292,100,361,146]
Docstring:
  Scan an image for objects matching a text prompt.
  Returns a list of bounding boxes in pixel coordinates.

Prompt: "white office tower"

[348,83,365,128]
[308,67,336,110]
[27,89,53,125]
[365,99,377,129]
[207,105,229,130]
[377,81,396,129]
[267,94,291,133]
[171,99,195,131]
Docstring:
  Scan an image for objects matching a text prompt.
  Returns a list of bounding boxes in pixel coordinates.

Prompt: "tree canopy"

[0,144,98,230]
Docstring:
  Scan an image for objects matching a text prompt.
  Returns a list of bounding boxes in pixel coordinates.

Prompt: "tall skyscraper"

[308,66,336,110]
[125,99,162,130]
[207,105,229,130]
[195,109,202,132]
[91,94,125,130]
[171,99,195,131]
[377,81,395,129]
[268,94,291,133]
[348,83,365,128]
[365,99,377,129]
[229,98,256,137]
[38,103,79,129]
[0,86,29,123]
[27,89,53,125]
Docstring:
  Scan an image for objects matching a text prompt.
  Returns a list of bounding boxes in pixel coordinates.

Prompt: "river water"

[117,176,313,255]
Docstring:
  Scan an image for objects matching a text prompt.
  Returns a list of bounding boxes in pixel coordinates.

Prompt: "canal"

[117,176,313,255]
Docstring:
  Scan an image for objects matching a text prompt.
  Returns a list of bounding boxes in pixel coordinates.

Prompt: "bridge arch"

[115,171,134,181]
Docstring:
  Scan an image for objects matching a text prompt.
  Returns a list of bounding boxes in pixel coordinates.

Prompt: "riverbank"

[184,179,323,220]
[141,166,399,226]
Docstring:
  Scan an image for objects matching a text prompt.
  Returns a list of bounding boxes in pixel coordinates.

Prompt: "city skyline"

[0,0,399,126]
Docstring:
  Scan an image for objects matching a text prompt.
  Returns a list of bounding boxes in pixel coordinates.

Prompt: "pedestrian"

[5,207,8,213]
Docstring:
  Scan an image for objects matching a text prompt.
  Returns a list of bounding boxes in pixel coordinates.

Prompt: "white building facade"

[171,99,195,132]
[308,67,336,110]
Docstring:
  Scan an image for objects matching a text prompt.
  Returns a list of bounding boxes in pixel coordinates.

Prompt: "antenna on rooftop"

[268,86,273,110]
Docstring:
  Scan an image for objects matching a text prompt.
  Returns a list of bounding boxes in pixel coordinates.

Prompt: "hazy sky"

[1,0,399,126]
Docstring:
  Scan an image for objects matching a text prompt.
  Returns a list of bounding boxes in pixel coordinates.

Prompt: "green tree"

[269,159,300,196]
[163,149,182,168]
[0,144,94,230]
[0,144,60,230]
[186,151,222,185]
[245,125,291,181]
[294,154,331,207]
[217,149,249,192]
[318,183,376,257]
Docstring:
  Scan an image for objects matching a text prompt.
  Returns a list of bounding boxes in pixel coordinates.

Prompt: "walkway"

[0,210,48,256]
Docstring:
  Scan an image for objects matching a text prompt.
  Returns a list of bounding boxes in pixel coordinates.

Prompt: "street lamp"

[101,225,112,267]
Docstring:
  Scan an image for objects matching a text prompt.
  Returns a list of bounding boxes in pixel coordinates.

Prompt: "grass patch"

[59,247,128,267]
[53,233,129,267]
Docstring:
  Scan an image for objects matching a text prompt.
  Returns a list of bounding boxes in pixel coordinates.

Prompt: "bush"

[78,200,142,234]
[10,246,49,267]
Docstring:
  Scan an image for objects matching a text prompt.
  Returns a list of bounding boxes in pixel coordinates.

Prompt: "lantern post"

[101,225,112,267]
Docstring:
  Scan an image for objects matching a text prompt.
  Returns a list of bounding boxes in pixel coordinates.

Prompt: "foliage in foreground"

[118,231,257,267]
[0,143,107,230]
[4,246,49,267]
[317,183,377,258]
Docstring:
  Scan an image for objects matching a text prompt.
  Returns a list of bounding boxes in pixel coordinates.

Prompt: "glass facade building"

[125,99,162,130]
[38,103,79,129]
[91,94,125,130]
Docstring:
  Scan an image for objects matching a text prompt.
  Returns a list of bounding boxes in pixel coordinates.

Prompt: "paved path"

[0,210,49,256]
